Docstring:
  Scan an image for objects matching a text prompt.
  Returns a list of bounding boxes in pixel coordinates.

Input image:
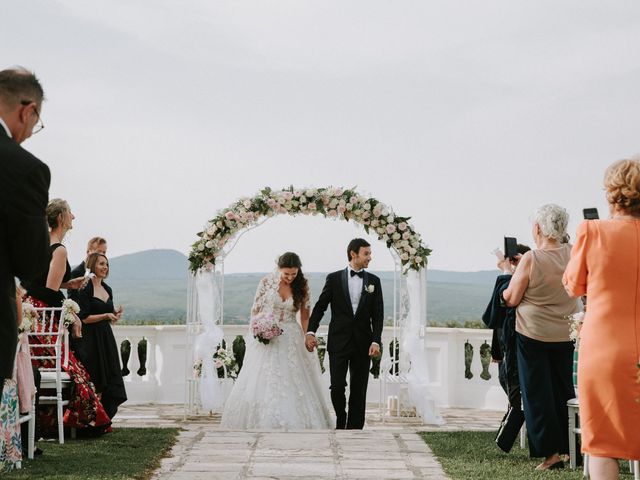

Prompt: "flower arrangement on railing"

[194,346,239,380]
[189,186,431,273]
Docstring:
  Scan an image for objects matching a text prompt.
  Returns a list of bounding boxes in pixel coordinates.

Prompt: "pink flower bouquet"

[250,312,283,345]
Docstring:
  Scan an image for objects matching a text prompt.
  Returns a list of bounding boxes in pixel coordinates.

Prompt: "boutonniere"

[365,284,375,294]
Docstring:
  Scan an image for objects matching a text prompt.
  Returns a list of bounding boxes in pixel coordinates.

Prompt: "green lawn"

[6,428,179,480]
[421,431,635,480]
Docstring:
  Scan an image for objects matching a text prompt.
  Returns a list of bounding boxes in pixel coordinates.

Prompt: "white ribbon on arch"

[194,270,224,411]
[402,269,443,425]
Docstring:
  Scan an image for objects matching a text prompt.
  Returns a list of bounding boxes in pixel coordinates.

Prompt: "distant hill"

[108,249,188,280]
[105,249,496,326]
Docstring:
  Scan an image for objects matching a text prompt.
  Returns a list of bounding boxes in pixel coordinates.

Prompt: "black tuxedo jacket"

[308,268,384,354]
[0,127,50,379]
[67,261,86,301]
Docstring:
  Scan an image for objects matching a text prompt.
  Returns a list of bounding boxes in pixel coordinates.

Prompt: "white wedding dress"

[220,273,333,430]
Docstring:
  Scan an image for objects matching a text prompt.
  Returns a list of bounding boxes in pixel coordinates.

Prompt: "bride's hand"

[304,335,317,352]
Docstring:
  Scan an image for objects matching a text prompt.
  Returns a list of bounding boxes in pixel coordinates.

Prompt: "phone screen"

[504,237,518,260]
[583,208,599,220]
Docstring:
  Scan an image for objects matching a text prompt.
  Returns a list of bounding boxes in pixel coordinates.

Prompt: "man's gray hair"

[0,67,45,108]
[533,204,569,242]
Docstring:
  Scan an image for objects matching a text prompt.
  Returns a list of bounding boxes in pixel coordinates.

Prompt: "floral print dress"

[0,379,21,472]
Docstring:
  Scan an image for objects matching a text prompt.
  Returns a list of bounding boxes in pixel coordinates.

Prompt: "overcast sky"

[3,1,640,273]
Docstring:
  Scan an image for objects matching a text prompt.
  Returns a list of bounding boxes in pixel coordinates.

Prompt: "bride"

[220,252,333,430]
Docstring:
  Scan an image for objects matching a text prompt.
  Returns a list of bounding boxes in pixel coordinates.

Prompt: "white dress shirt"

[347,266,364,314]
[0,118,11,137]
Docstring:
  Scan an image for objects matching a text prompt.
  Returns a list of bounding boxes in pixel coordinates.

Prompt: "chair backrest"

[27,307,68,371]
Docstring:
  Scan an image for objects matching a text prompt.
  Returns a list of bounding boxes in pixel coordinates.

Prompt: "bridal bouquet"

[250,312,282,345]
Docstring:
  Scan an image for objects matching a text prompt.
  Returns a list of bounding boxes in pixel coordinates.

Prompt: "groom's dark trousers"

[329,343,371,429]
[308,268,383,430]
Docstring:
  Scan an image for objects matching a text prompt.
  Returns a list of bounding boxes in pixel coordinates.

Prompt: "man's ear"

[18,102,33,125]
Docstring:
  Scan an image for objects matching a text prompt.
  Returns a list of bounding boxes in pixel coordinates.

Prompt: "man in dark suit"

[306,238,384,429]
[0,67,50,387]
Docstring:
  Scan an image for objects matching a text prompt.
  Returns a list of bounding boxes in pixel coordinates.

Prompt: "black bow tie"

[350,270,364,278]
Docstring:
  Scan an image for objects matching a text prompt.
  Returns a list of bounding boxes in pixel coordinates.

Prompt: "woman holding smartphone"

[76,252,127,420]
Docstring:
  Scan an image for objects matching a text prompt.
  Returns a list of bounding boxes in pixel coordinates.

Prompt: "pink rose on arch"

[225,211,237,221]
[337,205,346,214]
[386,224,396,234]
[282,191,294,201]
[398,222,408,231]
[308,203,318,211]
[327,210,338,217]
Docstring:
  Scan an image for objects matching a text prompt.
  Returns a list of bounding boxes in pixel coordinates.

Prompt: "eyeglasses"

[20,100,45,135]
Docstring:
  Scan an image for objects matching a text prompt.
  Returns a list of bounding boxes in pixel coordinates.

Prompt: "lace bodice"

[251,273,310,325]
[273,296,298,324]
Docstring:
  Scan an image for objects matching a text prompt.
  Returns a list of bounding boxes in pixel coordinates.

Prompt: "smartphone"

[583,208,599,220]
[504,237,518,260]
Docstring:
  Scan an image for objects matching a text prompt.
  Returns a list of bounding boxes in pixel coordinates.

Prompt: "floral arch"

[185,186,441,425]
[188,186,431,273]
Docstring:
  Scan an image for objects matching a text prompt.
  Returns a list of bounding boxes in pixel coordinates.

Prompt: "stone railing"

[112,325,507,410]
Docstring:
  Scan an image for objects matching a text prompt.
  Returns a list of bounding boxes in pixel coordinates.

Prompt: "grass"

[420,431,635,480]
[6,427,179,480]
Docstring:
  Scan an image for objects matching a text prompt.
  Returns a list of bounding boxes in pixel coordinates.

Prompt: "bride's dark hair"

[278,252,308,311]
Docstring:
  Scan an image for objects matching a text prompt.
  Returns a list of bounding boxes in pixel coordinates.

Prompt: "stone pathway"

[113,404,504,479]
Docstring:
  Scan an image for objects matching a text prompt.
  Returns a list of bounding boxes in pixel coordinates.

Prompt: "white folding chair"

[28,306,71,444]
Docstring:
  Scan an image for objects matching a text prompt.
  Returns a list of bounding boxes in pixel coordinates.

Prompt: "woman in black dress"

[24,198,111,435]
[76,252,127,419]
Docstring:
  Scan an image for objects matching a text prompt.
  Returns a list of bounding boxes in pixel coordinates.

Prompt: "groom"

[306,238,383,429]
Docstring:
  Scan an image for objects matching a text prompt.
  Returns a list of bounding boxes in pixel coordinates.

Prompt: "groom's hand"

[369,343,381,358]
[305,334,317,352]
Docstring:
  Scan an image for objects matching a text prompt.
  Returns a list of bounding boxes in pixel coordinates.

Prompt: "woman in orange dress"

[564,158,640,480]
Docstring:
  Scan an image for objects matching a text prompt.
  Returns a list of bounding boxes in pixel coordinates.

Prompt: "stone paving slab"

[151,429,449,479]
[112,403,505,479]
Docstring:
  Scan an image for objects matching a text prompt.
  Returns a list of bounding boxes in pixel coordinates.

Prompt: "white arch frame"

[184,187,440,424]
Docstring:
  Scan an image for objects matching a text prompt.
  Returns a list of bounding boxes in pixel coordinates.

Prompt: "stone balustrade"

[111,325,507,411]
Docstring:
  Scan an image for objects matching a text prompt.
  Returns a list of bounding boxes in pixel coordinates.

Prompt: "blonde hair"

[533,204,569,242]
[87,236,107,251]
[604,157,640,215]
[46,198,69,229]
